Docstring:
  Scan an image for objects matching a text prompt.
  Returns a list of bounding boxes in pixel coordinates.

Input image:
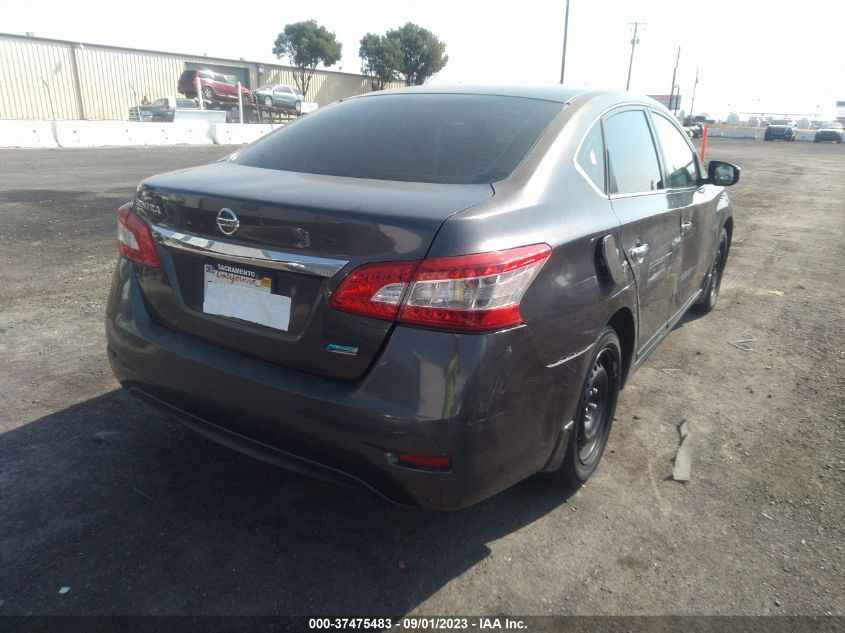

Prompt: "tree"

[386,23,448,86]
[358,33,403,91]
[272,21,342,98]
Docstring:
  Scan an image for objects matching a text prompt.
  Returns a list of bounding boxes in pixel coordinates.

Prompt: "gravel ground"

[0,139,842,616]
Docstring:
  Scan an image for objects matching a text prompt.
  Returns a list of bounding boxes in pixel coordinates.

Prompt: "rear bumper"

[105,259,585,510]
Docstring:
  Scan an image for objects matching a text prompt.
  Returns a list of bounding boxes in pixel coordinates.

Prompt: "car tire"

[551,327,622,490]
[201,86,214,102]
[263,96,273,107]
[692,228,728,315]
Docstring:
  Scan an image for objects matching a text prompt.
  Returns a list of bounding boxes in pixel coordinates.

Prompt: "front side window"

[232,94,563,184]
[603,109,662,194]
[152,98,168,107]
[651,113,700,188]
[576,122,605,192]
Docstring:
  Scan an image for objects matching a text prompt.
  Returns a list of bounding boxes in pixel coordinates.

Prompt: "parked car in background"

[108,86,739,510]
[177,69,255,105]
[764,119,796,141]
[254,84,304,113]
[813,121,843,143]
[682,119,704,138]
[129,96,197,122]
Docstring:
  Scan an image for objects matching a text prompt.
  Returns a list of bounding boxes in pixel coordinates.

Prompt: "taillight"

[330,244,550,332]
[117,202,160,267]
[328,260,419,320]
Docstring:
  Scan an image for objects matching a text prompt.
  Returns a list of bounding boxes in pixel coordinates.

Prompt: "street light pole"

[626,22,643,91]
[560,0,571,84]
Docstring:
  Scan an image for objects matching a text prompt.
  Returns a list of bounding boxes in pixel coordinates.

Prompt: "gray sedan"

[107,85,740,509]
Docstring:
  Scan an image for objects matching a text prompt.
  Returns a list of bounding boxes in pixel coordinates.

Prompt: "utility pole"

[559,0,571,84]
[669,46,680,114]
[626,22,644,91]
[689,68,699,117]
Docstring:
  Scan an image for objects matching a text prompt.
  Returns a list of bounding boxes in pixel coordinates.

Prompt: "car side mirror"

[706,160,740,187]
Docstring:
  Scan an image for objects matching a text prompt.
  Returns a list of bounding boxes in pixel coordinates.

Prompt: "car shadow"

[0,390,574,615]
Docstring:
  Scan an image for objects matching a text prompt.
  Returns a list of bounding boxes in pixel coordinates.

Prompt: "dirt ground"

[0,139,842,617]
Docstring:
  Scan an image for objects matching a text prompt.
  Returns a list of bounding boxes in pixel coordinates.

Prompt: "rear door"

[604,107,681,356]
[215,74,235,99]
[274,86,295,108]
[648,110,720,315]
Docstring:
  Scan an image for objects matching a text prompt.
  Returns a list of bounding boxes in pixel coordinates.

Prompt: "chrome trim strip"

[150,224,348,278]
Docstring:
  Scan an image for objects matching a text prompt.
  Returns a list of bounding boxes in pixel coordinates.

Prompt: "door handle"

[680,220,692,236]
[628,242,649,262]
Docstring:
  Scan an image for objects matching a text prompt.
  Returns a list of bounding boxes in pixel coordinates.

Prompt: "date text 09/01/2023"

[307,617,529,630]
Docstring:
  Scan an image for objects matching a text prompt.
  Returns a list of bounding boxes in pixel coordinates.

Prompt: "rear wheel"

[263,95,273,107]
[692,228,728,315]
[552,327,621,490]
[201,86,214,102]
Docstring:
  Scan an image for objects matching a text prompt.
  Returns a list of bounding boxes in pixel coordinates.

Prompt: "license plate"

[202,263,291,331]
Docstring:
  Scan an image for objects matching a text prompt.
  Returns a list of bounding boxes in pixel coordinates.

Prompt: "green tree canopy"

[386,23,448,86]
[272,20,342,98]
[358,33,403,91]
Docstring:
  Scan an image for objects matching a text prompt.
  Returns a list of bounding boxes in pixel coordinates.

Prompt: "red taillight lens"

[398,244,551,331]
[117,202,160,267]
[329,260,420,320]
[330,244,550,332]
[394,452,452,471]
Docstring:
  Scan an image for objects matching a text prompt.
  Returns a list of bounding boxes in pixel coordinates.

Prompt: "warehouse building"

[0,32,394,121]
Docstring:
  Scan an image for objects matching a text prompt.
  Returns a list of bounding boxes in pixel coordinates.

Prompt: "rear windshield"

[231,94,563,184]
[179,70,195,81]
[770,119,791,125]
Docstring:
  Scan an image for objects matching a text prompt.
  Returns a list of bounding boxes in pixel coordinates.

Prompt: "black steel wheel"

[692,228,728,314]
[553,327,621,489]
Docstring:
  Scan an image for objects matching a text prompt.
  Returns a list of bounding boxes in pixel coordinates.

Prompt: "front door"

[648,110,721,315]
[604,108,681,356]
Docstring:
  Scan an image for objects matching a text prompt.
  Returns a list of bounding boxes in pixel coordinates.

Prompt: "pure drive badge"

[326,343,359,356]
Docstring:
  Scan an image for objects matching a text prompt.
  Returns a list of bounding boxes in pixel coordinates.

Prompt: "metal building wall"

[0,33,402,121]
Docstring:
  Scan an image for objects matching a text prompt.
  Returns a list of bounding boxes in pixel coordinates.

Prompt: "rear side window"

[576,122,605,192]
[232,94,563,184]
[651,113,699,188]
[603,110,662,194]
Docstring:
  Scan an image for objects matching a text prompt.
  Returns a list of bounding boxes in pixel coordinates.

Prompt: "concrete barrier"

[53,121,151,147]
[212,123,281,145]
[52,120,214,147]
[707,126,820,142]
[0,120,58,148]
[142,122,215,145]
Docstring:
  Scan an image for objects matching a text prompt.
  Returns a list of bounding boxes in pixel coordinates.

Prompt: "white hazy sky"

[2,0,843,118]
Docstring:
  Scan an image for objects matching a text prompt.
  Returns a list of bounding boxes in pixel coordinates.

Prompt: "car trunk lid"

[134,160,493,380]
